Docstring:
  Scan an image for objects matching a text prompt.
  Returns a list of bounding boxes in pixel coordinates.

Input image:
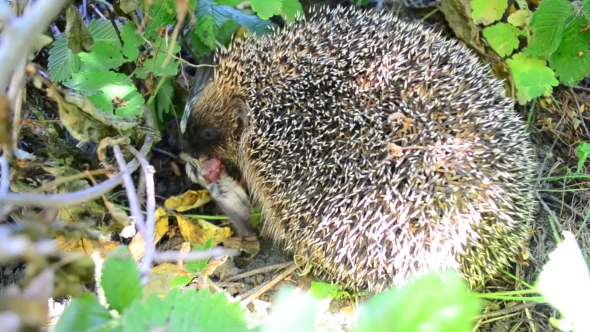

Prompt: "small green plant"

[473,0,590,104]
[55,246,249,332]
[575,141,590,173]
[46,0,303,128]
[170,237,215,288]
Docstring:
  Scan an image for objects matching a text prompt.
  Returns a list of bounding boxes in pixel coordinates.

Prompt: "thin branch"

[0,155,8,195]
[8,58,26,149]
[125,145,157,285]
[0,2,12,26]
[0,0,68,91]
[569,88,590,140]
[0,173,123,207]
[113,145,148,266]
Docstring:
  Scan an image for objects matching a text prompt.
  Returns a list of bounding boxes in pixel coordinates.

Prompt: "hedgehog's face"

[180,81,248,177]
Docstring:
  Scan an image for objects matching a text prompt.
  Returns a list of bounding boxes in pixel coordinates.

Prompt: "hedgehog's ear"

[180,55,215,134]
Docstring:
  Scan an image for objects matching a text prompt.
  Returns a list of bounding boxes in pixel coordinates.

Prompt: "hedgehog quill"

[179,6,537,292]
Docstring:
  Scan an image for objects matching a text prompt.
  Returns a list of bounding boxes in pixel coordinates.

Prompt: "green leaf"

[155,79,175,121]
[549,14,590,87]
[64,70,138,113]
[482,22,521,57]
[64,69,132,94]
[100,246,144,313]
[136,39,181,79]
[583,0,590,22]
[196,14,218,50]
[280,0,304,23]
[88,92,115,113]
[170,274,193,288]
[48,34,82,82]
[121,21,145,61]
[186,237,214,273]
[47,18,122,83]
[115,90,145,117]
[79,40,125,71]
[470,0,508,26]
[535,231,590,332]
[54,293,113,332]
[87,19,123,44]
[575,141,590,173]
[507,10,531,28]
[123,288,248,331]
[144,0,196,40]
[251,0,283,20]
[308,282,340,300]
[507,53,559,105]
[352,271,482,332]
[525,0,574,59]
[217,20,241,45]
[262,287,320,332]
[197,0,273,36]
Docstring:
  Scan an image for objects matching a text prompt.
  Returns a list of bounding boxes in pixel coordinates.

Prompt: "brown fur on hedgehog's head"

[180,79,247,180]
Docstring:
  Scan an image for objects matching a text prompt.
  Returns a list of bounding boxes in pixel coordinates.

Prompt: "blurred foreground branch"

[0,0,68,91]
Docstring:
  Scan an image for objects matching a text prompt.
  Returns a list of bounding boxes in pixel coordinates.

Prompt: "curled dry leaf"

[164,189,211,212]
[45,85,139,144]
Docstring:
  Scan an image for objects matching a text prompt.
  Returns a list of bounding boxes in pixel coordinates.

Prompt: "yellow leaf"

[176,215,231,247]
[164,189,211,212]
[145,263,180,297]
[155,207,169,237]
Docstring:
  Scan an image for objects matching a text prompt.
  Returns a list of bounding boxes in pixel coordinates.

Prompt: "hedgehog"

[179,5,537,292]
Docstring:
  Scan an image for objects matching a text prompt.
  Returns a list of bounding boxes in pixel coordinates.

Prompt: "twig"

[152,148,179,160]
[125,145,157,285]
[215,282,245,288]
[0,0,68,91]
[0,173,124,207]
[0,154,8,195]
[225,262,294,281]
[536,192,564,233]
[541,193,587,221]
[475,302,538,321]
[0,154,11,218]
[113,145,151,284]
[241,263,297,306]
[0,2,12,25]
[569,88,590,140]
[153,248,240,263]
[8,57,26,149]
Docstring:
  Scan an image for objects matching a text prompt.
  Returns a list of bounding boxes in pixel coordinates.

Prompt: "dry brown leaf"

[56,236,94,254]
[176,242,192,274]
[176,215,232,247]
[94,241,120,258]
[128,234,145,262]
[165,189,211,212]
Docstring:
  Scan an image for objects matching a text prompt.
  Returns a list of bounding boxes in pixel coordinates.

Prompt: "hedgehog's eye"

[200,127,220,142]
